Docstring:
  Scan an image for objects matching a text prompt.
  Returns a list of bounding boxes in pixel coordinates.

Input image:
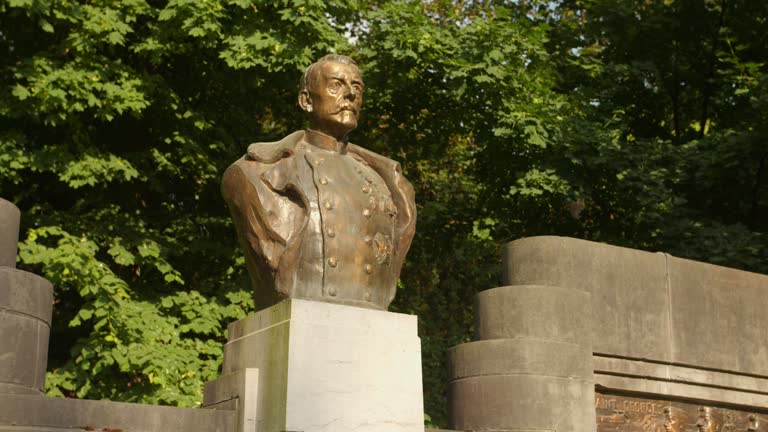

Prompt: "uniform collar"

[305,129,347,153]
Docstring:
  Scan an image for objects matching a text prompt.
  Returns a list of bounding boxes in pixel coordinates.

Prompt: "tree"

[1,0,766,427]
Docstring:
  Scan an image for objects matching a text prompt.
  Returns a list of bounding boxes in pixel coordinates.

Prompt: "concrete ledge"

[474,285,591,346]
[595,374,768,410]
[448,339,592,381]
[594,355,768,395]
[594,355,768,409]
[0,383,41,396]
[0,394,235,432]
[0,199,20,268]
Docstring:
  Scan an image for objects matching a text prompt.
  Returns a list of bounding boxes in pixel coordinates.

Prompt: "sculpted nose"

[345,84,357,101]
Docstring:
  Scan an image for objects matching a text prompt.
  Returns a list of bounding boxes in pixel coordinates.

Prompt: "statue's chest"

[303,150,397,302]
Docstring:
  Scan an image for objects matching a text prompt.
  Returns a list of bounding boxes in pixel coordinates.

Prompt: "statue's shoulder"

[223,130,305,196]
[245,130,305,164]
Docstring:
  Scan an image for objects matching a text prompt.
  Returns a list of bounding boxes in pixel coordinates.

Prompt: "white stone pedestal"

[204,299,424,432]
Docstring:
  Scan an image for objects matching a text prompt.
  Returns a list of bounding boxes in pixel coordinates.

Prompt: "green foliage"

[1,0,766,427]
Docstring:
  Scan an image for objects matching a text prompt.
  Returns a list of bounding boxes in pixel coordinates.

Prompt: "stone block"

[0,268,54,325]
[204,368,259,432]
[0,199,20,268]
[474,284,592,346]
[0,312,49,392]
[503,236,671,361]
[449,375,595,432]
[0,268,53,394]
[667,256,768,377]
[206,299,424,432]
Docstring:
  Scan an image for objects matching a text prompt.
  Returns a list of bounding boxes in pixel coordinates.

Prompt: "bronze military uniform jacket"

[222,130,416,311]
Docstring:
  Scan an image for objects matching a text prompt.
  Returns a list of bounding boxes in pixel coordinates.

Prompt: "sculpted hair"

[300,54,359,93]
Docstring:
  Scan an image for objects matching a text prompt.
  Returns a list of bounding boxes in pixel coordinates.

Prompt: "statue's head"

[298,55,364,141]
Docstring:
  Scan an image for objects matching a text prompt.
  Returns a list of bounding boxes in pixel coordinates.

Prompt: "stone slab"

[504,236,672,362]
[0,268,54,324]
[667,256,768,377]
[0,199,20,268]
[208,299,424,432]
[448,339,593,381]
[474,284,592,346]
[0,394,235,432]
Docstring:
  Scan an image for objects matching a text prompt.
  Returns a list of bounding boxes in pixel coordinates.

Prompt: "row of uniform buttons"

[313,153,375,301]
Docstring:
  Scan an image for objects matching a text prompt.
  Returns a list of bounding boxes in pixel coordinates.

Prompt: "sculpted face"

[301,61,364,140]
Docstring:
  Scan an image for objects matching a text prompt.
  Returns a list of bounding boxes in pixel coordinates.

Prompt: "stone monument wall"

[449,236,768,432]
[0,198,236,432]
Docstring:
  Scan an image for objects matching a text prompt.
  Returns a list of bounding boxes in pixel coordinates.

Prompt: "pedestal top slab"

[227,298,417,341]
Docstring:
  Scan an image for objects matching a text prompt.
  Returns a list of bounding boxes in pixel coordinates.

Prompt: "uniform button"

[355,167,363,173]
[319,177,328,185]
[365,176,373,183]
[363,209,371,218]
[364,235,372,244]
[364,292,372,302]
[329,286,337,296]
[323,201,333,210]
[362,186,370,193]
[313,159,323,165]
[327,227,336,238]
[328,257,337,267]
[365,264,373,274]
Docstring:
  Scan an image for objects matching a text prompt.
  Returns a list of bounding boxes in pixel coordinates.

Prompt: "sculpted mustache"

[333,106,358,115]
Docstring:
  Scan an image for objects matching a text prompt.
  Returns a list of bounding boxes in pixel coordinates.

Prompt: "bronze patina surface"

[222,55,416,311]
[596,391,767,431]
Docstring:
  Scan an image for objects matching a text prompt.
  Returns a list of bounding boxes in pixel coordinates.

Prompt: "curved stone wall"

[449,235,768,431]
[448,285,596,432]
[0,198,53,395]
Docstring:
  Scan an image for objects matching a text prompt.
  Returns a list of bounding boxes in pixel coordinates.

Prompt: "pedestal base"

[204,299,424,432]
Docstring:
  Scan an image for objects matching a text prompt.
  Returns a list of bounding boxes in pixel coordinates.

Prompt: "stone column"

[203,298,425,432]
[447,245,596,431]
[0,198,54,396]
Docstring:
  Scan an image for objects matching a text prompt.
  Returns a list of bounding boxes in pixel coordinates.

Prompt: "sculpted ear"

[298,90,313,113]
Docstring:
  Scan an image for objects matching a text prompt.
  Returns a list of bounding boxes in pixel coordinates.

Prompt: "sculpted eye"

[352,84,363,93]
[329,80,342,93]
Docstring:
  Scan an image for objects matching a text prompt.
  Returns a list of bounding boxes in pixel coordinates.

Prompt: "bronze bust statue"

[222,55,416,311]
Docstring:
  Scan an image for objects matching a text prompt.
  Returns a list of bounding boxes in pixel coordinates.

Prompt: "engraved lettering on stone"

[596,393,768,432]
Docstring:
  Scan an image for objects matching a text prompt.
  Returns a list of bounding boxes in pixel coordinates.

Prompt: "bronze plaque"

[596,392,767,431]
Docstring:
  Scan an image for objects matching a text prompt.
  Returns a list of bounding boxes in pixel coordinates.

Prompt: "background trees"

[1,0,765,427]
